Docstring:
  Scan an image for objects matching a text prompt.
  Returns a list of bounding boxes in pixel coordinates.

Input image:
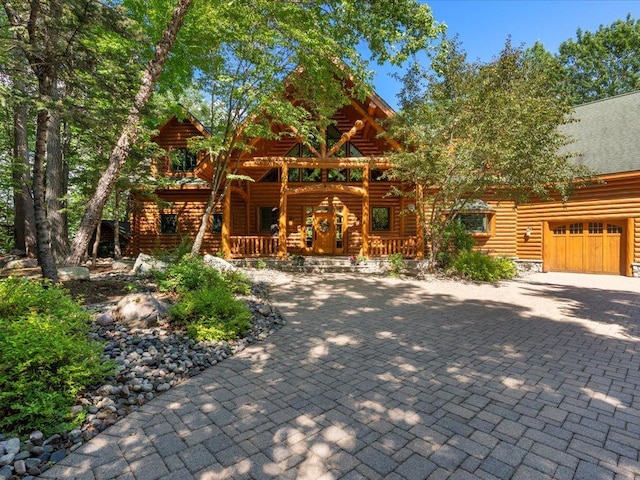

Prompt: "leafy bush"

[436,221,475,268]
[154,255,224,293]
[451,251,517,282]
[169,285,252,342]
[387,253,405,277]
[222,270,251,295]
[0,278,115,436]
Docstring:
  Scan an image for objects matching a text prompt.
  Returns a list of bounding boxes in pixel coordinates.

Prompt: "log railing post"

[362,166,370,257]
[278,164,288,258]
[221,186,231,258]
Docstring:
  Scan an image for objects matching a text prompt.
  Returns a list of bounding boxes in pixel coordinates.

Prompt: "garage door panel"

[548,220,625,275]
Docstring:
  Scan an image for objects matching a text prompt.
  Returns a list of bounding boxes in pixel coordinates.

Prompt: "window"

[211,214,223,234]
[170,148,198,172]
[328,168,347,182]
[371,169,387,181]
[553,225,566,235]
[159,213,177,234]
[458,213,491,234]
[260,168,279,182]
[372,207,391,231]
[588,222,603,234]
[260,207,279,234]
[301,168,321,182]
[608,224,622,234]
[569,223,583,234]
[349,168,363,182]
[288,168,301,182]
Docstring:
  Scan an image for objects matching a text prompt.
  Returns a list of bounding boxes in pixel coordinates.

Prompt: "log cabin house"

[129,89,640,277]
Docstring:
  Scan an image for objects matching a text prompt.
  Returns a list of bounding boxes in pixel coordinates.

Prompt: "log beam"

[361,165,370,257]
[278,164,288,258]
[221,186,231,259]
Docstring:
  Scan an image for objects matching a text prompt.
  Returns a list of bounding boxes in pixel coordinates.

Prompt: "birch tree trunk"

[66,0,194,265]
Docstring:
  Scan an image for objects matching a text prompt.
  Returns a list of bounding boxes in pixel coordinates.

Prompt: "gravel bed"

[0,268,294,480]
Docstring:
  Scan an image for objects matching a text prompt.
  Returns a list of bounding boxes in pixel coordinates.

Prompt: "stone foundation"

[514,259,543,275]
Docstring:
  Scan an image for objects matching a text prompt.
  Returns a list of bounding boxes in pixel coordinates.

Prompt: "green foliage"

[436,221,475,268]
[154,255,224,294]
[255,259,267,269]
[387,253,405,277]
[387,37,594,265]
[557,14,640,104]
[451,251,517,282]
[222,270,251,296]
[0,278,115,436]
[169,285,252,342]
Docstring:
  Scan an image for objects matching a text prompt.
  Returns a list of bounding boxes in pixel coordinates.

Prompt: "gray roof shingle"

[562,91,640,175]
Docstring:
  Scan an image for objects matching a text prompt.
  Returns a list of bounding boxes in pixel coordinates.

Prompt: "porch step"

[231,257,426,275]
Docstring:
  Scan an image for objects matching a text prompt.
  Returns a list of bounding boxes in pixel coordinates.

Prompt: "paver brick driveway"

[43,272,640,479]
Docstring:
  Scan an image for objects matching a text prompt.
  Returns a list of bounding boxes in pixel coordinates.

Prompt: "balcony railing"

[369,236,418,257]
[230,236,279,257]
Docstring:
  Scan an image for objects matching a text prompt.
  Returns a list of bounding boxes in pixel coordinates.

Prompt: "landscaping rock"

[113,293,168,329]
[58,267,90,281]
[131,253,168,275]
[203,254,237,273]
[3,258,37,270]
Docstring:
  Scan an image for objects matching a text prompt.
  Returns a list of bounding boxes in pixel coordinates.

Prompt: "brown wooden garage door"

[547,220,625,274]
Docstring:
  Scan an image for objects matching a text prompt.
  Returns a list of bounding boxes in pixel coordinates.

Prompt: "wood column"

[278,164,288,258]
[542,220,550,272]
[626,217,634,276]
[416,185,425,259]
[221,186,232,259]
[361,166,370,257]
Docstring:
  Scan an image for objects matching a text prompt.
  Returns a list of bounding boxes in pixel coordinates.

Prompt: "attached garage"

[544,219,628,275]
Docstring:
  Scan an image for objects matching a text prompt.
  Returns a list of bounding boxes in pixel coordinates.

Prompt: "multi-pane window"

[159,213,178,234]
[569,223,583,234]
[588,222,603,234]
[553,225,567,235]
[372,207,391,231]
[170,148,198,172]
[371,169,387,181]
[608,224,622,234]
[458,213,490,234]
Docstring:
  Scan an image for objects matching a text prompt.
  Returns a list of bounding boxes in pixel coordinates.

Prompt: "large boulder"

[58,267,90,281]
[113,293,168,329]
[131,253,168,275]
[203,254,237,273]
[3,258,38,270]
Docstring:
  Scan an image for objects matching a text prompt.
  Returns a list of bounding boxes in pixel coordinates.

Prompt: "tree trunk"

[66,0,194,266]
[113,189,121,259]
[191,187,219,256]
[46,108,69,263]
[33,108,58,282]
[12,101,37,257]
[92,219,101,264]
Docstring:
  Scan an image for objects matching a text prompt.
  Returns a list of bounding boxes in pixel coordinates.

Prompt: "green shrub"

[387,253,405,277]
[0,278,115,436]
[255,259,267,269]
[222,270,252,295]
[154,255,224,293]
[451,251,517,282]
[169,285,252,342]
[436,221,475,268]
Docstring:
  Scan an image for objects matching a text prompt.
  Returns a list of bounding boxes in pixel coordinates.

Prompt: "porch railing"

[369,236,418,257]
[230,236,279,257]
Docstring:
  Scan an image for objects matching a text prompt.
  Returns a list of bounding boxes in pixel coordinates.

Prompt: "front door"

[313,211,334,254]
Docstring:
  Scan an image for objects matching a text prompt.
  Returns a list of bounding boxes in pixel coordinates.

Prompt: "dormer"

[150,113,210,178]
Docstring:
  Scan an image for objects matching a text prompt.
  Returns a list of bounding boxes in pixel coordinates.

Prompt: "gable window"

[371,169,387,181]
[301,168,321,182]
[170,148,198,172]
[328,168,347,182]
[211,213,223,234]
[372,207,391,231]
[260,168,279,182]
[159,213,178,234]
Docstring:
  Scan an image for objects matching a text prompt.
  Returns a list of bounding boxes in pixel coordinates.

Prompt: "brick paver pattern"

[42,272,640,479]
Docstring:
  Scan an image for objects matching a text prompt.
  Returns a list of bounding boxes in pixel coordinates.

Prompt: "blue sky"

[373,1,640,109]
